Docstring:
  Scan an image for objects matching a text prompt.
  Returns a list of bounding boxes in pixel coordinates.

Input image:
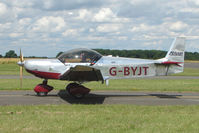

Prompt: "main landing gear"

[34,80,90,99]
[66,83,90,99]
[34,79,54,96]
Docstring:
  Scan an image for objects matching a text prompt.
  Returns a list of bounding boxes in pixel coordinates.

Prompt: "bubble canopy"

[58,48,102,64]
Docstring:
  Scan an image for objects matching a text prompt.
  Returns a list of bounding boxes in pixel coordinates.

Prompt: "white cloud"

[76,9,92,21]
[96,24,122,32]
[118,36,128,40]
[129,0,154,5]
[131,21,189,38]
[43,0,54,9]
[188,0,199,6]
[9,33,24,38]
[93,8,115,22]
[32,16,66,32]
[89,28,95,32]
[131,24,156,32]
[0,23,12,31]
[0,0,199,56]
[11,0,34,8]
[169,21,188,31]
[85,36,110,41]
[18,18,32,25]
[62,29,78,36]
[0,3,7,16]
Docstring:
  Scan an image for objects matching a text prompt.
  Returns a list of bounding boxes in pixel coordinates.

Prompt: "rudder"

[165,37,186,62]
[156,37,186,75]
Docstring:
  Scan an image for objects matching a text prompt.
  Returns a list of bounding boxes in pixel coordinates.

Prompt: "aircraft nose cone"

[24,60,36,70]
[17,61,25,66]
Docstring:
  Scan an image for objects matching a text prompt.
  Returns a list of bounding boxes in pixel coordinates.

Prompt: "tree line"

[0,50,47,58]
[1,49,199,60]
[56,49,199,60]
[93,49,199,60]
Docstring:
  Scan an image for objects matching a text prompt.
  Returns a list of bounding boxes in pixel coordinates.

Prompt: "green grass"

[173,68,199,76]
[0,78,199,92]
[0,105,199,133]
[0,64,30,75]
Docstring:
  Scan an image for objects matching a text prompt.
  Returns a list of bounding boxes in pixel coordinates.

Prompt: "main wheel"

[66,83,90,99]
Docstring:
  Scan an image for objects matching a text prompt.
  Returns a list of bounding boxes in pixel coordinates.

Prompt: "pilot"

[80,53,87,62]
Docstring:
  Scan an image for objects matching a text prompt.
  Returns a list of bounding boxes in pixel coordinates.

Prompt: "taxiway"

[0,90,199,105]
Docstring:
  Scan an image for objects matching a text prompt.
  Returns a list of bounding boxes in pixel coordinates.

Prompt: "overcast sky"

[0,0,199,57]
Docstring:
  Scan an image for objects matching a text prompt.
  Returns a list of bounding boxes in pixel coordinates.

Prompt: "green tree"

[0,54,2,58]
[5,50,17,58]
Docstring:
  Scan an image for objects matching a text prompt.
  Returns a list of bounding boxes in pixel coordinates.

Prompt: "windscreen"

[58,48,102,64]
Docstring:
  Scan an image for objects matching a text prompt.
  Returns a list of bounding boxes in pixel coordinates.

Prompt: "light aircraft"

[18,37,185,98]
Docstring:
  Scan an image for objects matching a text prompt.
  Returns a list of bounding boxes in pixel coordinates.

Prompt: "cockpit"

[58,48,102,65]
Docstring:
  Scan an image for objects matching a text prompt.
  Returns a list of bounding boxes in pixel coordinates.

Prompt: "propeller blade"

[20,49,24,62]
[19,49,24,88]
[20,66,23,88]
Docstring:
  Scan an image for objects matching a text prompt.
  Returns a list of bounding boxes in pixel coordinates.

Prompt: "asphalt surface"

[0,90,199,105]
[184,62,199,68]
[0,75,199,79]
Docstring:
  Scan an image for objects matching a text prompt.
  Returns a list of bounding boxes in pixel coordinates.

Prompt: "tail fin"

[165,37,185,62]
[156,37,186,75]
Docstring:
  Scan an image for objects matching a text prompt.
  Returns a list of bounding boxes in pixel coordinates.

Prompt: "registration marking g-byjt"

[109,66,149,76]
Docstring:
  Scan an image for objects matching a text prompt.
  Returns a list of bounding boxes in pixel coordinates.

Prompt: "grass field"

[0,64,30,75]
[0,58,19,64]
[0,105,199,133]
[0,78,199,92]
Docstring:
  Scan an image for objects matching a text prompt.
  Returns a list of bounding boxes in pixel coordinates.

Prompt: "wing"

[59,65,104,82]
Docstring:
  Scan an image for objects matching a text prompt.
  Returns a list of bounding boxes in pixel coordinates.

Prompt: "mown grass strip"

[0,78,199,92]
[0,64,30,75]
[0,105,199,133]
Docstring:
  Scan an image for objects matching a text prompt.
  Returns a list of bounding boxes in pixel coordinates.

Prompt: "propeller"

[19,49,24,88]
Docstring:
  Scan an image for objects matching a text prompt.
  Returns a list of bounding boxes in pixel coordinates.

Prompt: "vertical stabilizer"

[165,37,186,62]
[156,37,186,75]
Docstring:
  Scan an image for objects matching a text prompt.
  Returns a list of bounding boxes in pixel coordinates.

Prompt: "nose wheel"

[66,83,90,99]
[34,79,54,96]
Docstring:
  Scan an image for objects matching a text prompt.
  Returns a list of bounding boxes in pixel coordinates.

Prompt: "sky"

[0,0,199,57]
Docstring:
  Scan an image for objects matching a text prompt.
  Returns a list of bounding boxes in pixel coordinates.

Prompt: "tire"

[66,83,80,94]
[66,83,80,89]
[66,83,85,99]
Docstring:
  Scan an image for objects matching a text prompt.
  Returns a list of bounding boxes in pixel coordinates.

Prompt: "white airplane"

[18,37,185,98]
